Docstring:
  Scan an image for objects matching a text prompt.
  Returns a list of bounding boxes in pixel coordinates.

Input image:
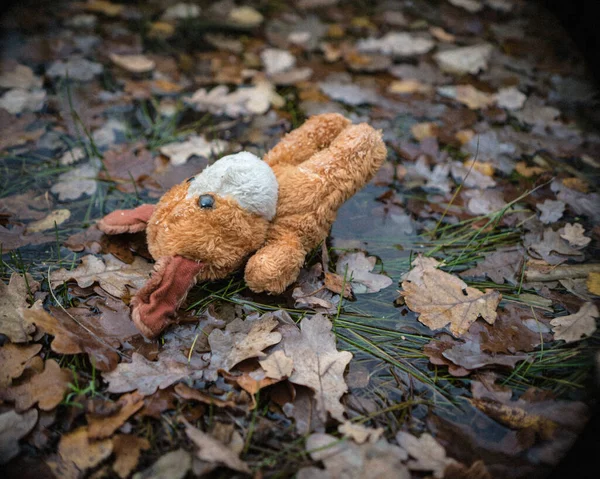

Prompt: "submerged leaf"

[336,251,393,294]
[550,302,598,343]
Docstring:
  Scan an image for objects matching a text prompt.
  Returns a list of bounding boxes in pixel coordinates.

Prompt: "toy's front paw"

[244,236,306,294]
[97,204,155,235]
[131,255,204,339]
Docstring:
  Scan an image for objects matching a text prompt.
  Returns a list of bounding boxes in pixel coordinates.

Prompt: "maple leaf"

[207,313,282,379]
[550,302,598,343]
[0,409,38,465]
[22,307,122,372]
[0,359,70,411]
[401,268,502,336]
[281,313,353,422]
[0,272,40,342]
[50,254,153,298]
[102,352,203,396]
[0,343,42,387]
[396,431,457,478]
[184,420,251,474]
[335,251,393,294]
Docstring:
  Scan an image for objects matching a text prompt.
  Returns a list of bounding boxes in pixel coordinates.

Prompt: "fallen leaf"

[460,246,524,284]
[58,146,86,165]
[279,384,327,435]
[102,352,203,396]
[186,82,278,117]
[228,5,263,27]
[303,433,409,479]
[338,421,384,444]
[388,79,432,95]
[526,228,585,265]
[537,199,565,224]
[514,96,560,127]
[50,161,99,201]
[50,254,153,298]
[437,85,495,110]
[0,359,70,411]
[0,64,42,89]
[450,162,497,189]
[462,188,505,214]
[0,110,45,151]
[324,272,353,299]
[109,53,156,74]
[22,307,121,372]
[57,426,113,473]
[259,350,294,380]
[357,32,434,57]
[0,409,38,465]
[559,223,591,248]
[0,88,46,114]
[184,421,251,474]
[587,272,600,296]
[281,313,352,422]
[401,268,502,336]
[207,313,282,379]
[174,383,240,409]
[87,392,145,439]
[400,255,442,286]
[261,48,296,75]
[411,122,438,141]
[434,44,493,75]
[0,191,53,220]
[396,431,457,478]
[0,272,39,342]
[132,448,191,479]
[448,0,483,12]
[26,209,71,233]
[84,0,123,16]
[335,251,393,294]
[293,264,340,314]
[550,302,598,343]
[0,224,54,252]
[46,57,104,81]
[441,340,531,371]
[112,434,151,479]
[404,157,452,193]
[495,86,527,110]
[318,81,379,106]
[423,335,471,376]
[551,179,600,221]
[0,343,42,387]
[159,135,228,166]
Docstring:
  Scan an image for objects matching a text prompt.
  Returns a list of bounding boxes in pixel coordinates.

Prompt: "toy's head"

[145,152,279,280]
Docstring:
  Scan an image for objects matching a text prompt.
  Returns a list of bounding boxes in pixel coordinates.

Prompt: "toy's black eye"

[199,194,215,209]
[186,177,194,183]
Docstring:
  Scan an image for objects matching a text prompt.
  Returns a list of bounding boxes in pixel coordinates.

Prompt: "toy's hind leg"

[264,113,350,168]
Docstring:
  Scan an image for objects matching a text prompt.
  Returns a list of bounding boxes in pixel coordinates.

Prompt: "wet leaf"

[46,57,104,81]
[132,448,191,479]
[423,335,471,377]
[50,161,99,201]
[112,434,151,479]
[56,426,113,473]
[318,81,379,106]
[50,254,153,298]
[109,53,155,74]
[526,228,585,265]
[434,44,493,75]
[293,264,340,314]
[450,162,497,189]
[102,352,203,396]
[22,307,121,372]
[159,135,228,166]
[0,110,45,151]
[207,313,282,379]
[336,251,393,294]
[441,340,531,371]
[0,88,46,114]
[460,246,524,284]
[396,431,457,478]
[0,272,39,342]
[558,223,591,248]
[338,421,384,444]
[0,409,38,465]
[0,64,42,89]
[401,255,442,286]
[587,272,600,296]
[87,392,145,439]
[550,302,598,343]
[0,343,42,387]
[357,32,434,57]
[401,268,501,336]
[281,313,352,422]
[26,209,71,232]
[0,359,70,411]
[462,188,505,214]
[437,85,495,110]
[259,350,294,380]
[186,82,278,117]
[303,433,409,479]
[536,199,565,224]
[174,383,239,409]
[0,224,54,252]
[184,421,251,474]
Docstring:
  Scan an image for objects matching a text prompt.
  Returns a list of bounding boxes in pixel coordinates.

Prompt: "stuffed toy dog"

[98,113,387,338]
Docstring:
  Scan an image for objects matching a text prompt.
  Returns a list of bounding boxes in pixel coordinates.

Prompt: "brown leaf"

[112,434,150,479]
[137,387,178,418]
[0,343,42,387]
[132,448,191,479]
[87,392,145,439]
[401,268,502,336]
[550,302,598,343]
[22,307,121,372]
[0,272,40,342]
[184,420,251,474]
[0,409,38,464]
[338,421,383,444]
[207,313,282,379]
[99,144,158,193]
[57,426,113,473]
[259,350,294,380]
[324,272,353,298]
[336,251,393,294]
[281,384,326,435]
[396,431,457,478]
[0,110,44,151]
[460,247,524,285]
[174,383,239,410]
[281,313,352,422]
[102,352,203,396]
[525,228,585,266]
[441,339,531,371]
[423,335,471,377]
[0,191,53,220]
[221,365,281,408]
[0,359,70,411]
[50,254,153,298]
[0,224,54,252]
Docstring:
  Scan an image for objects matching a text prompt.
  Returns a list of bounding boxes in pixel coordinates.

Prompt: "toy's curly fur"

[98,113,387,338]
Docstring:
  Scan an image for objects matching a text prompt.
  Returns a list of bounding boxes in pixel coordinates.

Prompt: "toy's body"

[99,113,387,338]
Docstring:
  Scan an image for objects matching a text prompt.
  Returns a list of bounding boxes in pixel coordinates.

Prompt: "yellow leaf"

[587,272,600,296]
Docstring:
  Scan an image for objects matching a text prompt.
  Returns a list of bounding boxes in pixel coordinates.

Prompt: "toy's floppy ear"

[130,255,204,339]
[97,204,155,235]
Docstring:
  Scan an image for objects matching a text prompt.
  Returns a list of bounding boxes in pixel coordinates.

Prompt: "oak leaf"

[0,359,71,411]
[87,392,145,439]
[396,431,457,478]
[460,247,524,285]
[336,251,393,294]
[550,302,598,343]
[112,434,151,479]
[281,313,352,422]
[0,272,39,342]
[0,343,42,387]
[338,421,384,444]
[50,254,153,298]
[131,448,191,479]
[401,268,501,336]
[57,426,113,473]
[259,350,294,380]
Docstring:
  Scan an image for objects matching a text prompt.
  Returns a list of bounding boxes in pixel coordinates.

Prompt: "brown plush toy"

[98,113,387,338]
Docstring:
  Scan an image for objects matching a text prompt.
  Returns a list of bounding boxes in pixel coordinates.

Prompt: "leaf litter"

[1,0,599,476]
